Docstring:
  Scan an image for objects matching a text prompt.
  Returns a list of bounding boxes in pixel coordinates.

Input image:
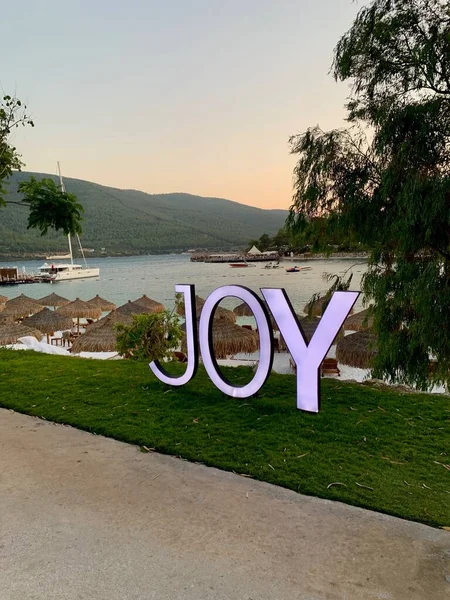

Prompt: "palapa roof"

[231,301,291,331]
[233,302,253,317]
[177,295,236,323]
[57,298,102,319]
[276,316,343,351]
[182,320,259,359]
[86,310,133,332]
[297,317,322,342]
[133,295,164,313]
[71,321,119,353]
[22,308,73,334]
[0,313,14,324]
[303,295,330,317]
[12,293,42,306]
[1,294,44,319]
[336,331,377,369]
[247,245,261,255]
[304,295,354,318]
[38,292,70,307]
[86,294,117,312]
[0,323,43,345]
[344,308,374,332]
[302,316,344,343]
[176,295,204,317]
[269,312,306,333]
[115,300,155,318]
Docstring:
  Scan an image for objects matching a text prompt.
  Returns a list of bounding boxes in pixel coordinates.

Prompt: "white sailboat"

[38,163,100,282]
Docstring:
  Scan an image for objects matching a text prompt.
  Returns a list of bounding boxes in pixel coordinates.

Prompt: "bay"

[0,255,368,312]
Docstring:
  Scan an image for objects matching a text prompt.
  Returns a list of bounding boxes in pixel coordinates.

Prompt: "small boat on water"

[229,261,256,268]
[285,266,313,273]
[264,262,280,269]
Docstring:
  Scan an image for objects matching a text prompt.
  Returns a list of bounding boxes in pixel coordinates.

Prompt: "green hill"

[0,171,288,257]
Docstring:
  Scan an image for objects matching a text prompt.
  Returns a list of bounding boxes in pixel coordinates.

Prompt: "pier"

[0,267,41,286]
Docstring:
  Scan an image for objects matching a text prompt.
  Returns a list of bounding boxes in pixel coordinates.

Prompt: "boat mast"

[57,161,73,265]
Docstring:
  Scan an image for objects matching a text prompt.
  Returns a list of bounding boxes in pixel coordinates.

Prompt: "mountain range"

[0,171,288,257]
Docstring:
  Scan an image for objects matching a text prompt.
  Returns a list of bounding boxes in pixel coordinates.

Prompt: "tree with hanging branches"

[0,94,83,235]
[288,0,450,390]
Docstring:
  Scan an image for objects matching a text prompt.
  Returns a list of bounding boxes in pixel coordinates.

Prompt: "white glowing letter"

[199,285,274,397]
[149,284,198,385]
[261,289,359,412]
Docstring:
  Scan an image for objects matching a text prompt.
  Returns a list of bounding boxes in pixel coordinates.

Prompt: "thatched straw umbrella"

[177,295,236,323]
[22,308,73,343]
[176,295,204,317]
[336,332,377,369]
[134,295,164,313]
[275,316,343,352]
[38,292,70,309]
[0,323,43,346]
[233,302,253,317]
[86,294,117,312]
[86,310,133,333]
[182,320,259,359]
[233,301,279,328]
[115,300,156,318]
[344,308,374,332]
[0,294,8,316]
[304,294,354,318]
[298,317,321,342]
[0,312,14,324]
[57,298,102,333]
[71,321,119,353]
[232,302,310,337]
[12,293,42,305]
[268,313,307,333]
[1,294,44,320]
[303,295,330,317]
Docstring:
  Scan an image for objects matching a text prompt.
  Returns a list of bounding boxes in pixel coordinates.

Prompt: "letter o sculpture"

[199,285,274,398]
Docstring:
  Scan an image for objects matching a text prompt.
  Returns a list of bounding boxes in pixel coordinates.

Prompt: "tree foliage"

[288,0,450,390]
[248,222,366,255]
[0,94,83,236]
[0,95,33,195]
[17,177,83,236]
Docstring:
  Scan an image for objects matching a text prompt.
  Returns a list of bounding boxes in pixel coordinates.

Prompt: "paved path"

[0,408,449,600]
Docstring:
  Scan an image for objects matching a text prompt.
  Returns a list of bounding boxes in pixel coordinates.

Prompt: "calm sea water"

[0,255,368,313]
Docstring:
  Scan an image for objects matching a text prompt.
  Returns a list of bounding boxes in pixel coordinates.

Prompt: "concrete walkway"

[0,409,449,600]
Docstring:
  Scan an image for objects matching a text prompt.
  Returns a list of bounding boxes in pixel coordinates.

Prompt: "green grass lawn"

[0,348,449,527]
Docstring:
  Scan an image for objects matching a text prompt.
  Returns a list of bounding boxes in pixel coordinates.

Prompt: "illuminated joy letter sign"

[199,285,274,398]
[150,284,358,413]
[261,289,358,412]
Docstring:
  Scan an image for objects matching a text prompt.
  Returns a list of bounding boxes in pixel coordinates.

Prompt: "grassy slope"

[0,172,287,254]
[0,348,448,527]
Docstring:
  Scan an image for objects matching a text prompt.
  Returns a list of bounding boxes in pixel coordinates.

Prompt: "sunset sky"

[2,1,366,210]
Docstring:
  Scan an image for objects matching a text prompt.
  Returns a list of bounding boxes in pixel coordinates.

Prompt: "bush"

[115,311,182,362]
